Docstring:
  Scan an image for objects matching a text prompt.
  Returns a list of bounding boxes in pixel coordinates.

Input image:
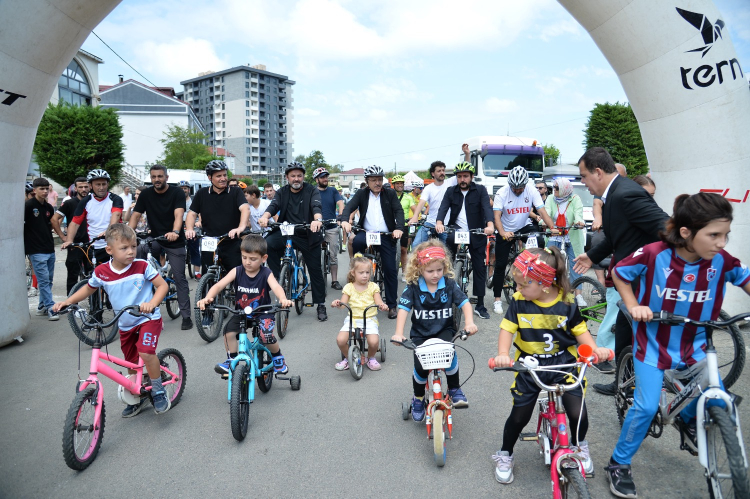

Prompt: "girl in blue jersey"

[392,240,478,421]
[606,193,750,498]
[491,247,610,484]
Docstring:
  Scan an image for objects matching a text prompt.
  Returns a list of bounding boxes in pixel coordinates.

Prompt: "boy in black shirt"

[25,178,65,320]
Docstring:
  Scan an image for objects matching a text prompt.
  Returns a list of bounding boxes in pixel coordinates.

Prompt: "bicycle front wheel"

[714,310,745,389]
[278,263,292,337]
[452,262,464,331]
[230,362,251,441]
[502,263,516,303]
[67,280,119,346]
[572,276,607,335]
[165,280,180,320]
[194,272,224,343]
[433,409,446,467]
[706,405,750,498]
[294,263,307,315]
[62,387,104,471]
[615,346,635,427]
[561,467,592,499]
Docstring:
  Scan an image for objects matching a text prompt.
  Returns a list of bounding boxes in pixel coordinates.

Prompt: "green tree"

[583,102,648,176]
[257,178,269,188]
[296,150,330,183]
[542,143,561,166]
[33,101,125,186]
[160,124,209,170]
[191,153,223,171]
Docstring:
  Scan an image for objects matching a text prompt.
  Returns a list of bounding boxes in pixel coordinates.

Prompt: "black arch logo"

[676,7,725,58]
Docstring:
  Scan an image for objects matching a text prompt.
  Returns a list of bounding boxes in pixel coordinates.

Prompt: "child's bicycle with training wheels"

[614,307,750,498]
[136,232,181,320]
[57,304,186,471]
[197,303,300,441]
[489,344,611,499]
[336,302,386,380]
[193,228,252,342]
[392,331,473,467]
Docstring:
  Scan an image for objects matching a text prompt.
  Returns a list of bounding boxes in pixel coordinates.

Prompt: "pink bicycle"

[59,305,187,471]
[489,344,611,498]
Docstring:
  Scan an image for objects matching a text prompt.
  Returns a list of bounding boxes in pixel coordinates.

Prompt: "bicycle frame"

[282,235,309,300]
[426,369,454,440]
[226,330,274,403]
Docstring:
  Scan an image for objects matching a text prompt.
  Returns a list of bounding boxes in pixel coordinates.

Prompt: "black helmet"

[205,160,227,175]
[285,162,305,175]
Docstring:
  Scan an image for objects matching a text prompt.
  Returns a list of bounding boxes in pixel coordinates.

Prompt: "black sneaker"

[593,380,617,396]
[152,390,171,414]
[594,360,616,374]
[474,306,490,319]
[122,398,148,418]
[317,304,328,322]
[331,281,343,291]
[604,460,637,498]
[181,317,193,330]
[677,417,698,453]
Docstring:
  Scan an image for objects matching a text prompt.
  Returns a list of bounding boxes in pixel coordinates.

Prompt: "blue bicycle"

[197,304,300,441]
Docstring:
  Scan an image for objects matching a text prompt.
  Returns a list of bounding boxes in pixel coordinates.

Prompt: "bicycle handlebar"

[434,227,488,235]
[57,304,144,328]
[390,331,469,350]
[335,302,381,321]
[617,300,750,328]
[350,226,394,237]
[65,235,106,249]
[196,303,287,316]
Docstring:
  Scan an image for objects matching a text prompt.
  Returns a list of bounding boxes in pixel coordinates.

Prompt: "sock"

[477,296,484,308]
[229,352,238,359]
[151,376,164,394]
[273,349,283,357]
[415,396,424,401]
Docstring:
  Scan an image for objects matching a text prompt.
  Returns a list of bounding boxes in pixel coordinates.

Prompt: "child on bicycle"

[606,192,750,499]
[52,223,171,417]
[331,253,389,371]
[196,234,293,376]
[391,240,478,420]
[491,246,610,484]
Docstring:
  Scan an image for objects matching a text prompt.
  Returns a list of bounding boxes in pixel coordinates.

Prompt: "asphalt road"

[2,247,749,498]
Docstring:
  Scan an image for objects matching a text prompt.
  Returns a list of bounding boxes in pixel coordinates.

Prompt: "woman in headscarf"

[544,177,586,307]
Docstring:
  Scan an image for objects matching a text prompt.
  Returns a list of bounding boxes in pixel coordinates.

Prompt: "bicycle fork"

[425,372,454,439]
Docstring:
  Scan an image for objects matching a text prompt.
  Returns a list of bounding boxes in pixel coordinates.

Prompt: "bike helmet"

[312,167,329,179]
[205,160,227,175]
[412,180,424,189]
[391,174,405,184]
[284,162,305,175]
[177,180,191,187]
[507,166,529,189]
[25,182,34,194]
[363,165,384,178]
[237,181,247,189]
[454,162,475,175]
[87,169,111,182]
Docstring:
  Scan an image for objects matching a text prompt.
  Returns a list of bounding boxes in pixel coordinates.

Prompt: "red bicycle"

[489,344,611,498]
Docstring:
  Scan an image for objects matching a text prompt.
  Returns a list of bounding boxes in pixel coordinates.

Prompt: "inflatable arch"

[1,0,747,345]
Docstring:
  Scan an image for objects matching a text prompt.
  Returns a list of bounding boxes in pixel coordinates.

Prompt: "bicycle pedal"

[520,432,539,441]
[275,374,289,381]
[304,303,314,307]
[585,471,595,479]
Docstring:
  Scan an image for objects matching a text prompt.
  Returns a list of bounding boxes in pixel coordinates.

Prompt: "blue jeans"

[596,287,620,350]
[28,252,55,310]
[546,239,581,287]
[612,357,726,464]
[411,222,447,247]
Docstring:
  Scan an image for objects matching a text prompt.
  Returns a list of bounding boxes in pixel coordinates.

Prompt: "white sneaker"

[493,300,504,315]
[577,440,594,476]
[575,294,588,308]
[28,288,38,297]
[492,451,514,484]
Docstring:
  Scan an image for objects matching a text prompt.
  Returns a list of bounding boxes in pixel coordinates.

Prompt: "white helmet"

[412,180,424,189]
[363,165,384,178]
[507,166,529,189]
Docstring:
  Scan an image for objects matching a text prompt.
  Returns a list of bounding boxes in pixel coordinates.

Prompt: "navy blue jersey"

[398,277,468,340]
[233,266,272,313]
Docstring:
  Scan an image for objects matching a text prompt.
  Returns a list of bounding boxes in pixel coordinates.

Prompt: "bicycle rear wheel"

[502,263,516,303]
[62,387,104,471]
[67,280,119,346]
[615,346,635,427]
[706,405,750,498]
[714,310,745,389]
[230,362,251,441]
[194,272,225,342]
[257,350,273,393]
[561,467,592,499]
[572,276,607,334]
[157,348,187,407]
[186,251,195,279]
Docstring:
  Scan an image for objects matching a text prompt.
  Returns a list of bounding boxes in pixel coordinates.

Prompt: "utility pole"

[394,162,396,175]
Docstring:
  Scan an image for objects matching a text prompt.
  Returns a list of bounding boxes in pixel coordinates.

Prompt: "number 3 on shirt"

[543,333,554,352]
[366,232,381,246]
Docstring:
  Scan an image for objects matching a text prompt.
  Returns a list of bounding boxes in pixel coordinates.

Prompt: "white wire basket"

[415,340,455,370]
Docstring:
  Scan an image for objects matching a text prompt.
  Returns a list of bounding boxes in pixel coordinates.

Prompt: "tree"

[583,102,648,176]
[296,150,330,183]
[191,153,223,171]
[33,101,125,186]
[542,143,561,166]
[159,124,210,170]
[256,178,269,188]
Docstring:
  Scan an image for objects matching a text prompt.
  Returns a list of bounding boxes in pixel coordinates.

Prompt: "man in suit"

[573,147,669,395]
[341,165,404,319]
[435,162,495,319]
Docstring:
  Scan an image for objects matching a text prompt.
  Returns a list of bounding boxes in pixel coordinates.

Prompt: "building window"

[245,91,249,98]
[245,72,250,79]
[222,113,225,119]
[246,110,250,117]
[221,95,225,101]
[222,103,225,110]
[221,85,225,91]
[246,101,250,107]
[246,119,250,126]
[247,156,252,163]
[245,82,249,88]
[246,129,250,135]
[58,59,92,106]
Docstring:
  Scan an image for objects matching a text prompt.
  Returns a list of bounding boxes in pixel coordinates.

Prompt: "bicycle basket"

[414,340,455,370]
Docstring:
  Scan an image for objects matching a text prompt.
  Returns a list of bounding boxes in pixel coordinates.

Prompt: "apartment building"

[178,64,294,182]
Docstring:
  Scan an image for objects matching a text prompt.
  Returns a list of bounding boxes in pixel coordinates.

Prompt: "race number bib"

[280,223,295,236]
[366,232,381,246]
[455,231,470,244]
[409,225,415,235]
[201,237,218,252]
[525,235,538,249]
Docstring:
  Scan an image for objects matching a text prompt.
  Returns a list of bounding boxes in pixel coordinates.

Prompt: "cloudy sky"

[81,0,750,173]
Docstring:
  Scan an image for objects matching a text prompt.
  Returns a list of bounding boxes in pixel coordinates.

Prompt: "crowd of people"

[23,145,750,498]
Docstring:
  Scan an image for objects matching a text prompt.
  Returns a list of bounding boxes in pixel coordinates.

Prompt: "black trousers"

[352,231,398,308]
[492,225,543,298]
[265,229,326,304]
[138,242,191,319]
[448,231,487,300]
[65,248,92,294]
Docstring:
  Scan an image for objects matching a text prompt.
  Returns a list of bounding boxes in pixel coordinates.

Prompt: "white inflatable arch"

[1,0,747,344]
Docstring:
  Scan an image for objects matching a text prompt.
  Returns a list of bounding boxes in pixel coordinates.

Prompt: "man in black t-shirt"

[185,160,250,274]
[129,165,193,330]
[25,178,65,320]
[51,176,90,294]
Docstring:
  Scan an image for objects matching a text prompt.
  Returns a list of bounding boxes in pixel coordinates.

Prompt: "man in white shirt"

[121,186,133,212]
[491,166,555,314]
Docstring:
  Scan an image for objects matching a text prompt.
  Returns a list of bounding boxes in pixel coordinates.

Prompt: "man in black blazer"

[341,165,404,319]
[435,162,495,319]
[573,147,668,395]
